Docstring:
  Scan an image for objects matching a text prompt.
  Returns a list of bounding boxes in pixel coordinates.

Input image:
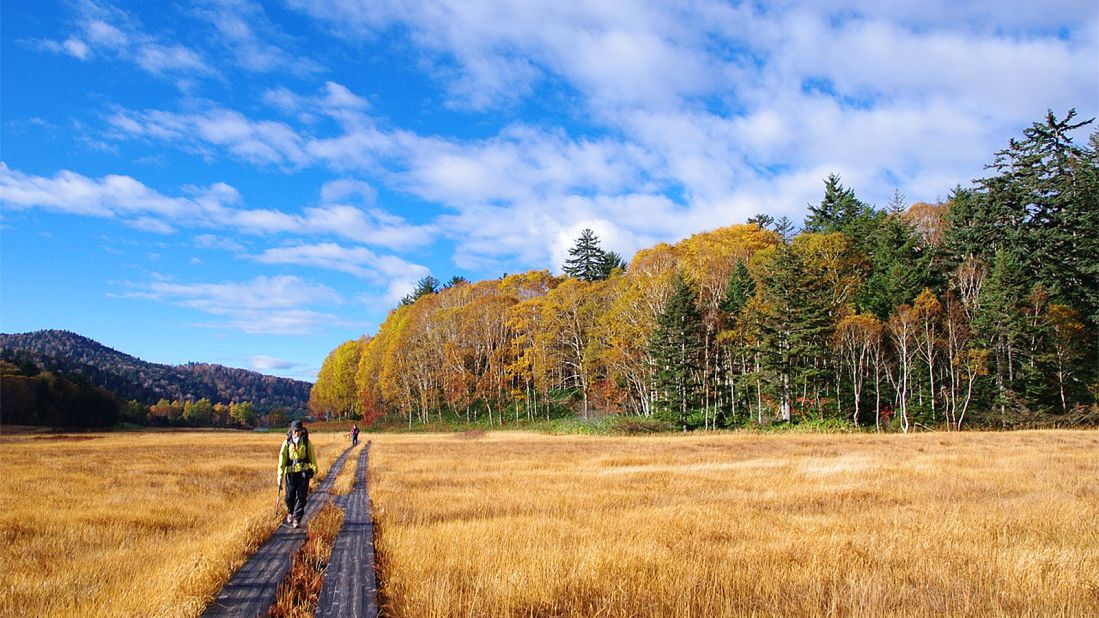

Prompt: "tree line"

[310,110,1098,431]
[0,358,281,428]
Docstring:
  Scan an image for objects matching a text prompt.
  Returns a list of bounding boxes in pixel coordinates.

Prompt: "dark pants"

[284,471,309,521]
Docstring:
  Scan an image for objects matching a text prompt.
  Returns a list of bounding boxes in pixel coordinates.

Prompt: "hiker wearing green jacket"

[278,419,318,528]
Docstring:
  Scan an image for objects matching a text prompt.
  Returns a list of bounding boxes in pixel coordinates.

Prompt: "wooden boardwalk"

[316,441,380,618]
[201,445,354,617]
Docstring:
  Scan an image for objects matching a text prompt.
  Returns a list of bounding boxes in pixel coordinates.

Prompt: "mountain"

[0,330,310,414]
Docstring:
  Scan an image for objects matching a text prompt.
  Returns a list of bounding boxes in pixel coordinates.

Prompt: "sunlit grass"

[269,501,344,618]
[332,442,364,496]
[0,430,347,618]
[369,430,1099,617]
[3,429,1096,617]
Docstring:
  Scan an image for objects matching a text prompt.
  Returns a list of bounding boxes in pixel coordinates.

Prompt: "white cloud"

[192,0,322,75]
[0,162,199,218]
[120,275,356,335]
[194,233,246,253]
[37,1,213,80]
[51,1,1095,282]
[250,354,302,371]
[0,164,432,251]
[253,242,430,281]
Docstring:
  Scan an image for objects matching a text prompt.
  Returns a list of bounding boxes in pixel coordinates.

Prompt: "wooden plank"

[316,441,380,618]
[201,445,354,618]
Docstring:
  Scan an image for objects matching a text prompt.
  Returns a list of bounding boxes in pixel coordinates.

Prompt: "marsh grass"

[369,430,1099,617]
[331,442,364,496]
[268,501,344,618]
[0,430,346,618]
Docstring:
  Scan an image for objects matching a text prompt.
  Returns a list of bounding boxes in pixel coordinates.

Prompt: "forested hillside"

[0,330,310,414]
[311,111,1098,431]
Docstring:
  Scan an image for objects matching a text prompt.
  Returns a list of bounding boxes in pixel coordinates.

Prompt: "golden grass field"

[367,430,1099,617]
[0,430,349,618]
[1,429,1096,617]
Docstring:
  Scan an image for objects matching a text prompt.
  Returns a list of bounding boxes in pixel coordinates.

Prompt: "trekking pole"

[274,476,283,519]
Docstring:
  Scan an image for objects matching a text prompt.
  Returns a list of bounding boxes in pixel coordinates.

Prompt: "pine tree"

[858,214,929,320]
[747,213,774,230]
[596,250,627,279]
[976,249,1028,420]
[649,273,704,431]
[563,229,617,282]
[753,242,834,421]
[805,174,867,233]
[719,261,754,319]
[947,110,1098,324]
[441,275,469,290]
[400,275,439,306]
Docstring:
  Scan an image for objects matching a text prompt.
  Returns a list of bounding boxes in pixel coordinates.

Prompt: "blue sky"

[2,0,1097,382]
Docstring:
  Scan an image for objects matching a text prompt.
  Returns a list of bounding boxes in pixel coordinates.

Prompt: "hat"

[289,420,304,431]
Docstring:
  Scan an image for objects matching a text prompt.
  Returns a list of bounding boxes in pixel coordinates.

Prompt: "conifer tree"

[649,272,704,431]
[597,250,627,279]
[719,261,754,318]
[400,275,439,306]
[563,229,618,282]
[804,174,866,234]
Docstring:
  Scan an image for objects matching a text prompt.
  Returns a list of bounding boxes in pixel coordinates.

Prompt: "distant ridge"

[0,330,310,414]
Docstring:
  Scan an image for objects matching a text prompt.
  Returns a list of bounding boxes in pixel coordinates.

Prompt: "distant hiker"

[278,419,318,528]
[350,424,359,446]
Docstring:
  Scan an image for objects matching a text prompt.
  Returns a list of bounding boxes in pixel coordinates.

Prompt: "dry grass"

[269,500,345,618]
[332,442,365,497]
[0,430,347,618]
[368,430,1099,617]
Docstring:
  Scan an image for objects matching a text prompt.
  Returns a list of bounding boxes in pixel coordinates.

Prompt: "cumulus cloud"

[48,1,1096,280]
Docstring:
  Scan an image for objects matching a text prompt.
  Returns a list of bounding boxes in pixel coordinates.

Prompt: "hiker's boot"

[291,518,300,528]
[286,514,294,526]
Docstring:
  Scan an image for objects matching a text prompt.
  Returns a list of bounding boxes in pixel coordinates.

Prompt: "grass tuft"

[268,501,345,618]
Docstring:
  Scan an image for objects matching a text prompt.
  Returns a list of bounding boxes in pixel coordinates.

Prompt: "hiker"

[350,423,359,446]
[278,419,318,528]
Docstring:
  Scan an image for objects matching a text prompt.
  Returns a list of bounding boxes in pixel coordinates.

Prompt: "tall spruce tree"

[946,110,1098,324]
[650,272,705,431]
[858,214,929,320]
[976,250,1029,420]
[563,229,620,282]
[805,174,866,233]
[753,242,834,421]
[720,261,755,318]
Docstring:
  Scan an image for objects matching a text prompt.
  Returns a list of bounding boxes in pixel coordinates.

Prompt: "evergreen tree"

[649,273,705,431]
[400,275,439,306]
[719,261,754,318]
[441,275,470,289]
[563,229,617,282]
[597,250,627,279]
[946,110,1098,324]
[976,250,1029,419]
[752,241,836,421]
[747,213,774,230]
[858,214,929,320]
[805,174,867,234]
[773,216,797,241]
